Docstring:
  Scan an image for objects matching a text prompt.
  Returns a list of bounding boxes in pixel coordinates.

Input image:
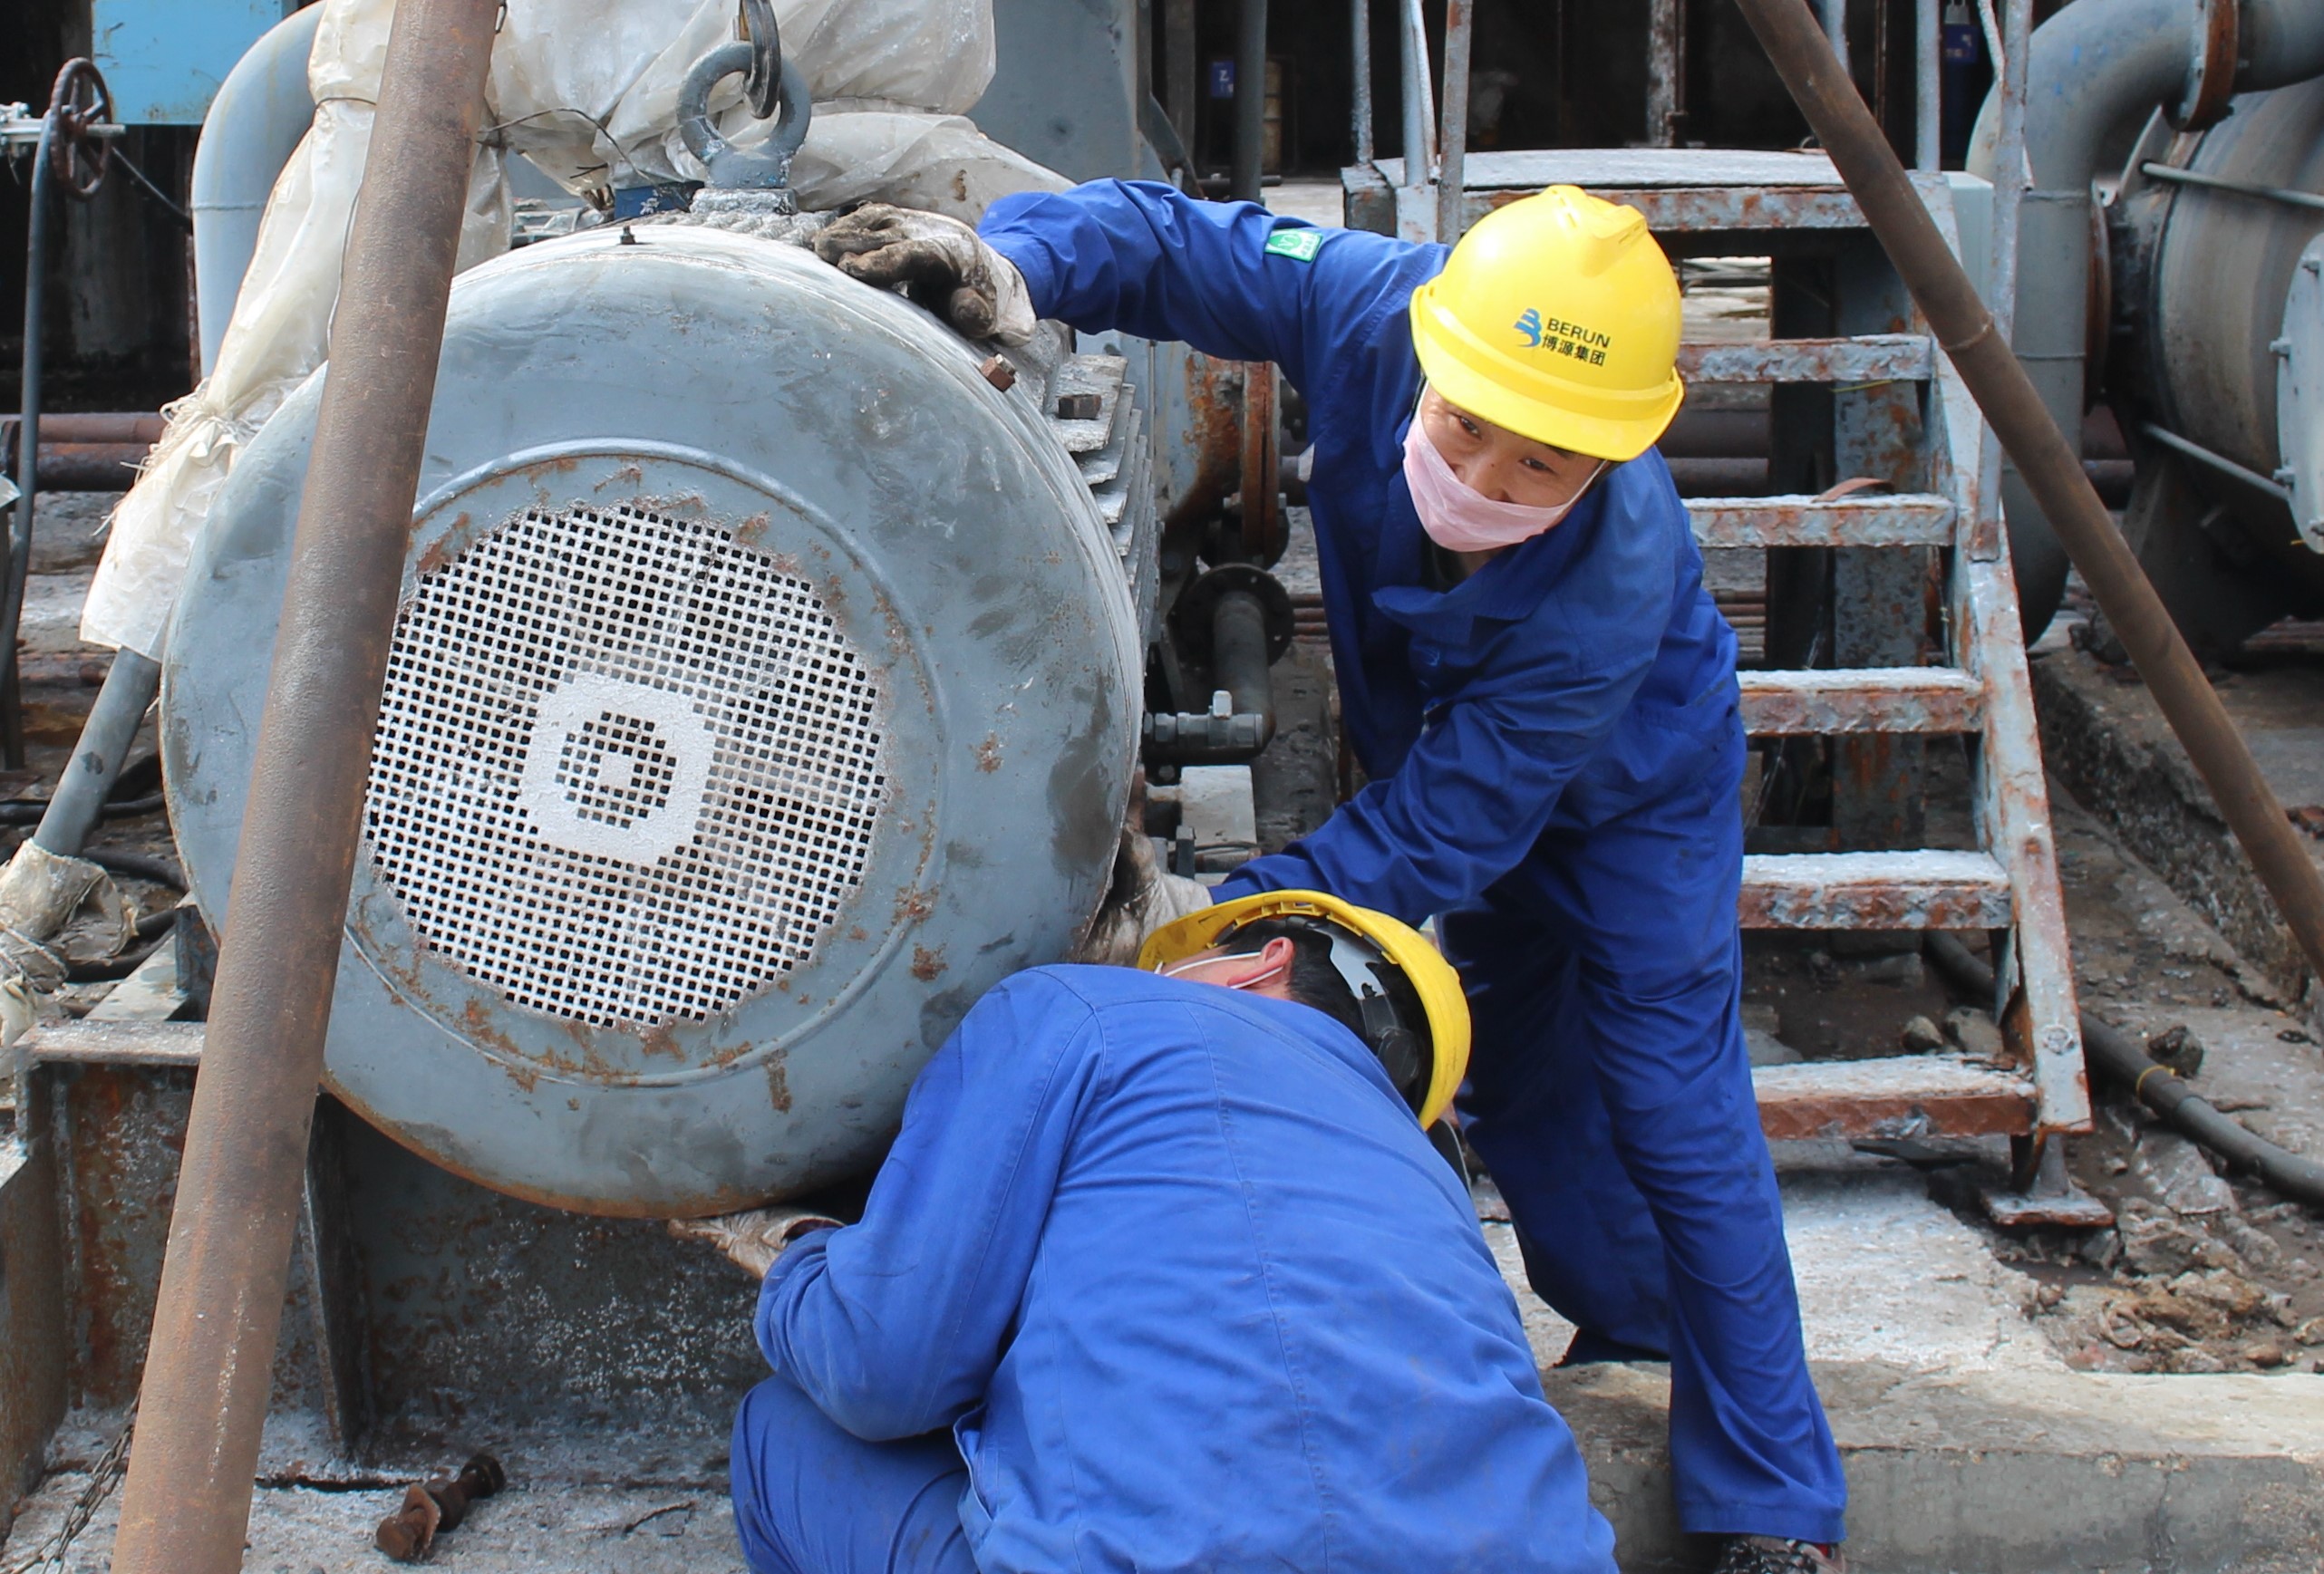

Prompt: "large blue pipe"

[189,5,321,376]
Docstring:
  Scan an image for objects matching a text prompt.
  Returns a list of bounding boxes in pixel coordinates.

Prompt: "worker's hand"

[1073,815,1214,967]
[667,1206,842,1279]
[813,204,1037,346]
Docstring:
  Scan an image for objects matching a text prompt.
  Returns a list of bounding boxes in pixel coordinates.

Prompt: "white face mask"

[1157,951,1286,991]
[1401,413,1604,555]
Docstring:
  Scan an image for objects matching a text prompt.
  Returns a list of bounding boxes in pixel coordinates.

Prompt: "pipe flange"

[1171,563,1295,664]
[2169,0,2239,132]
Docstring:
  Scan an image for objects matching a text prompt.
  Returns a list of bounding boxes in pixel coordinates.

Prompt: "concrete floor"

[13,473,2324,1569]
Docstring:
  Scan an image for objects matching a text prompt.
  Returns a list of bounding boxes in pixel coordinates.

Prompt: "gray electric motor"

[164,224,1148,1216]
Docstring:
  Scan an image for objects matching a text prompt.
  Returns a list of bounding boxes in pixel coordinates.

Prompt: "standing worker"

[817,181,1847,1572]
[697,893,1618,1573]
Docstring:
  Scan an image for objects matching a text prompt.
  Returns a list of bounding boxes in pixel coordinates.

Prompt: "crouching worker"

[710,893,1616,1573]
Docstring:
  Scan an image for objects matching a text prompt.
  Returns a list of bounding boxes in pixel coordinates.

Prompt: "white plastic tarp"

[86,0,1065,657]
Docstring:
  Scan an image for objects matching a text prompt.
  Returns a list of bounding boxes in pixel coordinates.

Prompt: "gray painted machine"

[164,217,1153,1215]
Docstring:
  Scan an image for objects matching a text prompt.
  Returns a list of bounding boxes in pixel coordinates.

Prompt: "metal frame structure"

[1341,0,2083,1161]
[1361,0,1965,246]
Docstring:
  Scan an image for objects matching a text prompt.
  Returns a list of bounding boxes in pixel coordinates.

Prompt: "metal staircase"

[1346,148,2090,1162]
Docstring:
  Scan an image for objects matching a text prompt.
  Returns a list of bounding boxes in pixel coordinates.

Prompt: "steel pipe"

[34,649,160,856]
[32,440,147,490]
[1914,0,1939,170]
[1436,0,1471,242]
[1732,0,2324,999]
[1212,588,1277,744]
[107,1,499,1568]
[18,411,163,442]
[1232,0,1268,202]
[2138,159,2324,217]
[7,99,60,770]
[1398,0,1434,194]
[1350,0,1372,167]
[189,5,320,375]
[1648,0,1682,148]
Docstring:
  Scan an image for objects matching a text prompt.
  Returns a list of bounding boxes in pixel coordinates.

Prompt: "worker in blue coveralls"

[814,181,1847,1573]
[687,891,1617,1572]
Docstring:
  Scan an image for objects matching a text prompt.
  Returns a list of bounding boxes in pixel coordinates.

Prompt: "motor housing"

[164,224,1145,1215]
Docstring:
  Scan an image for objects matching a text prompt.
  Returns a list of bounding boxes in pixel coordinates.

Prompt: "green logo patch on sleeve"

[1263,227,1327,263]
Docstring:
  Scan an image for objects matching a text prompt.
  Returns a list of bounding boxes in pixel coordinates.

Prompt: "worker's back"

[757,963,1615,1573]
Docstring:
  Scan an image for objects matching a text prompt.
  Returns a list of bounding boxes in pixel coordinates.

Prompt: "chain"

[2,1407,135,1574]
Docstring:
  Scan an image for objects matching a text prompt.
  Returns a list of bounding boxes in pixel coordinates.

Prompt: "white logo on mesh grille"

[517,675,715,863]
[365,502,888,1028]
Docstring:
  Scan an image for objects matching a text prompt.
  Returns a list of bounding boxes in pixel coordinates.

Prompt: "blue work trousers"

[1443,723,1846,1544]
[731,1376,973,1574]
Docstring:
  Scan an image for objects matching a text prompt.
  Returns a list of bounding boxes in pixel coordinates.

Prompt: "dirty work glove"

[667,1205,842,1279]
[1073,815,1214,967]
[813,203,1037,345]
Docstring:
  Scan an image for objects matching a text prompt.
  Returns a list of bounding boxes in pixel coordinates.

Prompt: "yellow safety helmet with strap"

[1138,890,1470,1127]
[1408,184,1683,462]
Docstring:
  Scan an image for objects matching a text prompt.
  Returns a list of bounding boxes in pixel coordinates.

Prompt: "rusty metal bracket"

[1235,362,1285,565]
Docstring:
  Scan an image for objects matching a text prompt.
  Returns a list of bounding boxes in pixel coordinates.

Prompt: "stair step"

[1370,150,1870,234]
[1740,850,2011,930]
[1678,335,1934,385]
[1754,1056,2035,1141]
[1688,494,1954,549]
[1740,668,1982,735]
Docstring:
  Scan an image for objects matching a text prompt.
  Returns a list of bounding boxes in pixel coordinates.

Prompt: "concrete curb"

[1548,1360,2324,1573]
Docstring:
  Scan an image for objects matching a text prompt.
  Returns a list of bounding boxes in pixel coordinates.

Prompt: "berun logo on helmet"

[1513,307,1612,365]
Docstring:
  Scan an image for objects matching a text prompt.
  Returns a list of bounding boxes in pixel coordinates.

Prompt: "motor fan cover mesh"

[365,502,887,1028]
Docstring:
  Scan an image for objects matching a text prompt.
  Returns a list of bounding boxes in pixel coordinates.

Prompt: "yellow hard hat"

[1408,185,1683,462]
[1139,890,1470,1127]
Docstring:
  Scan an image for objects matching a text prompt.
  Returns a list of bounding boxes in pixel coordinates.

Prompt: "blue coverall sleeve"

[1219,623,1659,927]
[979,179,1421,396]
[753,973,1103,1441]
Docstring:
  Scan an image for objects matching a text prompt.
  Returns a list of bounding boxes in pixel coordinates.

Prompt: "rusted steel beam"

[1739,849,2012,929]
[23,411,165,443]
[33,440,147,490]
[1735,0,2324,1012]
[1754,1057,2037,1140]
[1926,301,2091,1134]
[1646,0,1682,147]
[106,1,500,1569]
[1687,492,1953,548]
[20,1019,205,1067]
[1482,183,1866,233]
[1676,333,1934,385]
[1739,666,1981,735]
[1436,0,1471,243]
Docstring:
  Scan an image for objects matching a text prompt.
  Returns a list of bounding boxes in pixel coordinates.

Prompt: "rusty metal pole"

[1730,0,2324,991]
[107,1,497,1568]
[1434,0,1471,243]
[1647,0,1682,148]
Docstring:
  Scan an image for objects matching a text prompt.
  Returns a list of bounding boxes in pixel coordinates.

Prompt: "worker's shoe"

[1712,1536,1845,1574]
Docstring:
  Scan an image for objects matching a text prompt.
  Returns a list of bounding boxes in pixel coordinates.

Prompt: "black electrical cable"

[0,792,164,826]
[82,846,185,890]
[65,921,175,984]
[105,145,190,229]
[1923,932,2324,1209]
